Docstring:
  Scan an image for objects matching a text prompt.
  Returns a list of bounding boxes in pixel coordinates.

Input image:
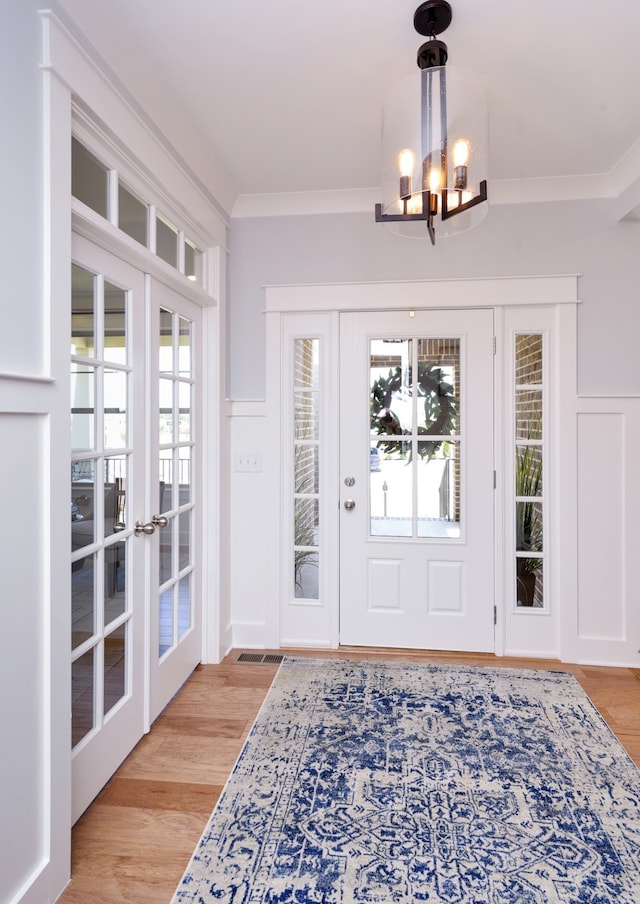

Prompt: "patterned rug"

[172,658,640,903]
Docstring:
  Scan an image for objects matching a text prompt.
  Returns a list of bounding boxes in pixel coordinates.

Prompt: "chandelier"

[375,0,488,245]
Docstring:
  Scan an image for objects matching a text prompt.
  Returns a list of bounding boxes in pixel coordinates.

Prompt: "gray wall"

[1,0,43,374]
[229,198,640,399]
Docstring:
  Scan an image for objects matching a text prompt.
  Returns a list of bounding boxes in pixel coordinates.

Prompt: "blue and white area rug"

[172,658,640,903]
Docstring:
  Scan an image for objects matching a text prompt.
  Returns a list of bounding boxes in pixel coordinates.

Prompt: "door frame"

[265,276,579,658]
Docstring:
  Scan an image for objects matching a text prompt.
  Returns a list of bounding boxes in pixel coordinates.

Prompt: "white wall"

[229,199,640,399]
[0,3,71,903]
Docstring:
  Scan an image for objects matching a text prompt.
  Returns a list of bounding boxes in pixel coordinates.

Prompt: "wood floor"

[58,648,640,903]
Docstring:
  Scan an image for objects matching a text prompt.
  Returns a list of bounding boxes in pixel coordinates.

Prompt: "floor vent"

[236,652,284,665]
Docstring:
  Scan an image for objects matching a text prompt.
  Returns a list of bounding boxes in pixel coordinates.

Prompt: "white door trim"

[265,276,578,659]
[265,275,578,314]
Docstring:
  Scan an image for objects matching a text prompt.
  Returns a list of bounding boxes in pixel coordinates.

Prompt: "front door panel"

[339,309,495,652]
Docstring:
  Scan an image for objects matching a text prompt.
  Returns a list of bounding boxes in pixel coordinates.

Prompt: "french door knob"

[344,499,356,510]
[134,514,169,536]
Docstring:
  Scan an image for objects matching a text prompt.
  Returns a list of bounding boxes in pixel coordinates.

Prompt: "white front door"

[70,238,202,821]
[339,309,495,652]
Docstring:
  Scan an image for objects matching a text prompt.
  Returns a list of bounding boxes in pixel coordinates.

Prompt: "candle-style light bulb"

[398,148,414,201]
[429,167,442,193]
[453,139,469,191]
[453,139,469,167]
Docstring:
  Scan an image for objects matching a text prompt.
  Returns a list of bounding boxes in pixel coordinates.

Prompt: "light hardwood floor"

[58,648,640,903]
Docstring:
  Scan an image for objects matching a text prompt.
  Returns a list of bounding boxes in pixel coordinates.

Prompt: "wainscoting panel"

[574,401,640,665]
[0,413,48,902]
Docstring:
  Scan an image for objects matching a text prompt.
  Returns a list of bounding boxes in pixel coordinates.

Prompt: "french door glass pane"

[159,308,173,373]
[178,382,191,441]
[179,317,191,376]
[179,446,191,503]
[71,264,95,357]
[104,542,126,624]
[103,623,126,716]
[72,554,95,650]
[71,365,95,452]
[104,369,127,448]
[370,337,461,539]
[159,378,173,442]
[72,648,95,747]
[104,281,127,365]
[178,575,191,639]
[159,450,173,512]
[159,518,173,586]
[159,587,173,656]
[179,510,191,570]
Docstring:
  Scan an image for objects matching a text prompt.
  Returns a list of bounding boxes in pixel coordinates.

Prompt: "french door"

[339,309,495,652]
[70,236,201,821]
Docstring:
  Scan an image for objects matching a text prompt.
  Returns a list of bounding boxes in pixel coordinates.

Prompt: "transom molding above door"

[265,275,579,314]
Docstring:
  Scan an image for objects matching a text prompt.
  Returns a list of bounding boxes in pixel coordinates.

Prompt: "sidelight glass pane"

[516,501,543,552]
[71,265,95,357]
[179,509,191,570]
[294,339,319,387]
[159,378,174,443]
[295,444,319,494]
[294,392,319,440]
[72,555,95,649]
[516,444,543,496]
[178,317,191,376]
[178,574,191,638]
[156,214,178,267]
[118,181,148,246]
[71,365,95,452]
[104,369,127,448]
[516,557,543,608]
[104,623,126,716]
[178,382,191,441]
[104,281,127,365]
[515,334,543,385]
[515,390,542,440]
[72,648,95,748]
[159,308,173,373]
[417,440,461,538]
[295,551,319,600]
[72,137,108,219]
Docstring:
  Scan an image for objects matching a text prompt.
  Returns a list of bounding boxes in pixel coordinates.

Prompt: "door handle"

[344,499,356,510]
[134,514,169,537]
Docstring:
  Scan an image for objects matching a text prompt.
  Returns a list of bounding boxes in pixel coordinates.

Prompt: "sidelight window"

[514,333,544,608]
[293,338,320,599]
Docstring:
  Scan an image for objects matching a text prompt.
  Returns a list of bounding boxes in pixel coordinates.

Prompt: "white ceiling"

[57,0,640,214]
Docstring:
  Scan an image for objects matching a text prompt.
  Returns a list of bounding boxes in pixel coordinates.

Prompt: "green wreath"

[370,363,458,460]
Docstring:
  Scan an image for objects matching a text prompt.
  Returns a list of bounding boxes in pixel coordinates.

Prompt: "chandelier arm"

[441,180,488,221]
